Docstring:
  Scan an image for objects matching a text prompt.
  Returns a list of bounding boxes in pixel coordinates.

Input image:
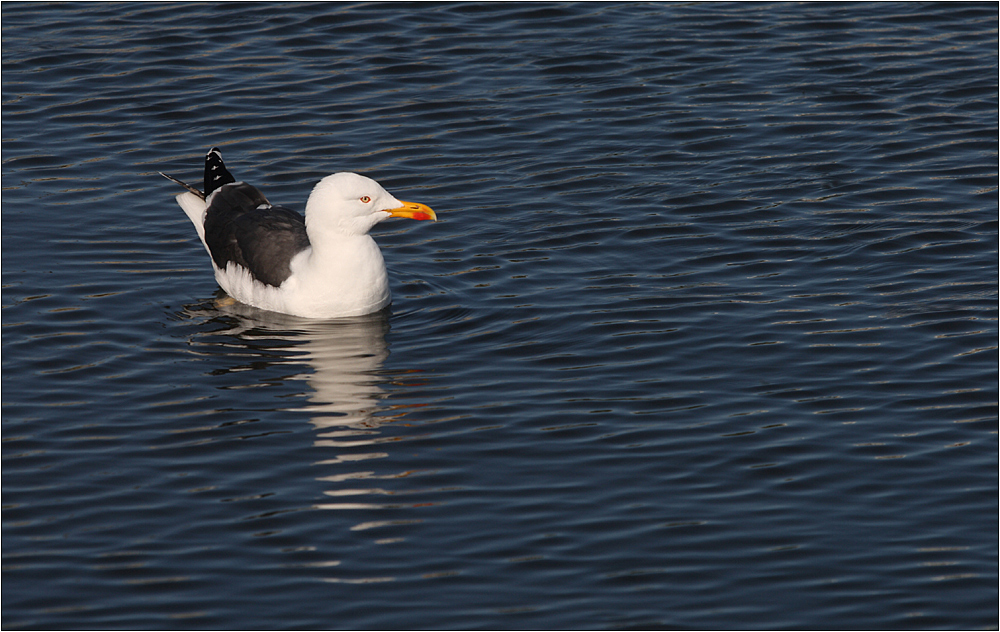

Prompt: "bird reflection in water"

[181,295,429,513]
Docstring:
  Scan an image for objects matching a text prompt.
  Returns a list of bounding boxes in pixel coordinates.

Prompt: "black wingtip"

[204,147,236,197]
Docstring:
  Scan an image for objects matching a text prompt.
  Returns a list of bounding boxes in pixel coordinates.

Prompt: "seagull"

[161,148,436,318]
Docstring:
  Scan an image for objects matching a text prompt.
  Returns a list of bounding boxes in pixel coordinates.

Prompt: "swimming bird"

[162,148,436,318]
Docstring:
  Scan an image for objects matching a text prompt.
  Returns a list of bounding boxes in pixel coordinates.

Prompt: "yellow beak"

[385,201,437,221]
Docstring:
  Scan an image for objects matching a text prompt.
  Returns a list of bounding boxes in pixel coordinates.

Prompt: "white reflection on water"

[182,297,430,520]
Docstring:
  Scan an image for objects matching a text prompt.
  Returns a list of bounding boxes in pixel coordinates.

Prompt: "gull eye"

[360,195,371,203]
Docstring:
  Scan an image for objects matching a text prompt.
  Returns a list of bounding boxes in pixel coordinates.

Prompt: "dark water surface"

[3,2,997,629]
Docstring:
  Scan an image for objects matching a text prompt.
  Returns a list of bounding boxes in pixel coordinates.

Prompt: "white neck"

[283,232,391,318]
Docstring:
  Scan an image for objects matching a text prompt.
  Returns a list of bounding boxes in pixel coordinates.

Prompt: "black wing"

[204,147,236,197]
[160,147,236,199]
[203,182,311,288]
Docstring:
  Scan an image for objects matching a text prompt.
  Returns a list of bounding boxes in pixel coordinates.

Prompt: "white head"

[304,172,436,237]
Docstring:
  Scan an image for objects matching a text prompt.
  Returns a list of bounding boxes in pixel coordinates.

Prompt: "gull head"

[305,172,436,236]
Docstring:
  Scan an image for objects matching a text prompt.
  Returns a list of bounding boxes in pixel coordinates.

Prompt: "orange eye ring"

[360,195,371,203]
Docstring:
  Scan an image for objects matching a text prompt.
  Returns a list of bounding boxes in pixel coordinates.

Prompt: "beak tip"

[388,201,438,222]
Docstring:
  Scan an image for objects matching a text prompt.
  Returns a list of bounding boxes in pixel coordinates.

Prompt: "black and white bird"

[162,148,436,318]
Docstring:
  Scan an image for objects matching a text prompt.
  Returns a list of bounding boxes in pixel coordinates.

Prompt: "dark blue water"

[3,2,997,629]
